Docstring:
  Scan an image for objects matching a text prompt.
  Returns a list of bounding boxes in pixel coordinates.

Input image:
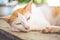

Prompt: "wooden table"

[0,20,60,40]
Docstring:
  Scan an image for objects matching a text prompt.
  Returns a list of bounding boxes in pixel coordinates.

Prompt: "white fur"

[28,4,51,30]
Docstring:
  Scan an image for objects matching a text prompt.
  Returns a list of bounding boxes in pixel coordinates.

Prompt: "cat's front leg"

[42,27,53,33]
[42,26,60,33]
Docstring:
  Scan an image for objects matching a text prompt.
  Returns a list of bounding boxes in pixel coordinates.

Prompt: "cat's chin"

[19,28,30,32]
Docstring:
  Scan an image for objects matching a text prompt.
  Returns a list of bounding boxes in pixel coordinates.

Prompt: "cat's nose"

[25,26,30,30]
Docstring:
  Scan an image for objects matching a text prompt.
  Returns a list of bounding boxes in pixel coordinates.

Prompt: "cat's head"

[10,1,32,31]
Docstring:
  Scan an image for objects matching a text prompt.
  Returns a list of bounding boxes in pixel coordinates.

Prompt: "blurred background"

[0,0,60,17]
[0,0,46,17]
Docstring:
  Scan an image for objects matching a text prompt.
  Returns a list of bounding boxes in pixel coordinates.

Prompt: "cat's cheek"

[11,23,29,32]
[11,27,20,32]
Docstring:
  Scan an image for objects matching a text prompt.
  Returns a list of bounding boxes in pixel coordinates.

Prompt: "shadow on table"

[42,32,60,34]
[0,29,23,40]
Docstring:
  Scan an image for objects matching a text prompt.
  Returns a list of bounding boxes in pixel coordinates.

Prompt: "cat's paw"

[42,27,53,33]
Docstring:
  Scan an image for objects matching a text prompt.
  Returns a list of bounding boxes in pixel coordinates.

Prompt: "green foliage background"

[18,0,30,4]
[18,0,46,4]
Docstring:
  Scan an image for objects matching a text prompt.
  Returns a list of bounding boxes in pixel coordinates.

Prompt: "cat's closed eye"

[16,23,22,25]
[27,17,30,21]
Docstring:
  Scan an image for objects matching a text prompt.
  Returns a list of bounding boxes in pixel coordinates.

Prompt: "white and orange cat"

[1,1,60,32]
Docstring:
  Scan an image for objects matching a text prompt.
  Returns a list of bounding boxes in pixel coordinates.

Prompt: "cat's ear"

[24,0,32,13]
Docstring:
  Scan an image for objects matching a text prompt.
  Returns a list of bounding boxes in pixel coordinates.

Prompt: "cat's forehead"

[17,11,30,18]
[17,11,30,21]
[16,8,30,15]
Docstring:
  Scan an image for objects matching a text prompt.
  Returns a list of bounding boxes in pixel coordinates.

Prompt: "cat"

[0,1,60,33]
[0,1,32,32]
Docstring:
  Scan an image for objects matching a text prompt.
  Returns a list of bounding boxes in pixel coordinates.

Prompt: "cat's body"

[29,4,60,31]
[1,1,60,32]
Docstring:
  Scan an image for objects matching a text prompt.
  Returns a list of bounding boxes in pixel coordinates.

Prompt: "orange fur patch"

[52,7,60,18]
